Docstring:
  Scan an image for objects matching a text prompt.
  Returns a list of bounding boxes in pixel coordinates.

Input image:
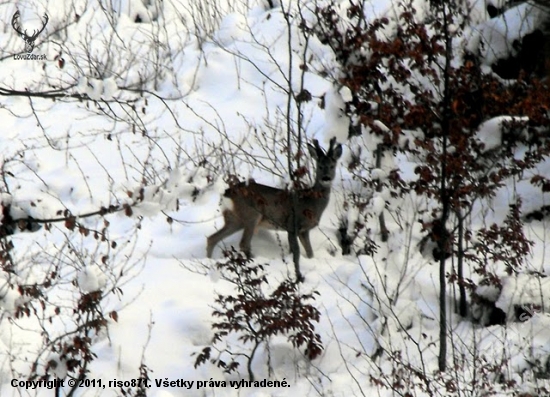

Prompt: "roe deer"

[206,137,343,281]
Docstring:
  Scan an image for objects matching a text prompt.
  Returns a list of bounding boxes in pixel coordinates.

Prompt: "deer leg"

[298,231,314,258]
[206,212,243,258]
[239,215,262,257]
[239,224,255,257]
[288,231,304,282]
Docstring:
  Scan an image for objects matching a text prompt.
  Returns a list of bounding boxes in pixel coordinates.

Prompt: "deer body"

[206,138,343,268]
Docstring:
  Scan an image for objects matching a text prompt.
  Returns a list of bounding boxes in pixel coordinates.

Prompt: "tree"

[314,0,550,382]
[0,0,193,390]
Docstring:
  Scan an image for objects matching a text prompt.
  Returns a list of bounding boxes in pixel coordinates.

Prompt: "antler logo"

[12,11,48,54]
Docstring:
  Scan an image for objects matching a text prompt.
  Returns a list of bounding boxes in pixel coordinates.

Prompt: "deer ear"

[332,144,343,159]
[307,142,318,159]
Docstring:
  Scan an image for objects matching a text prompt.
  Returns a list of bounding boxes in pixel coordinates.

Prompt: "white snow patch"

[476,116,528,152]
[370,195,386,217]
[77,265,107,293]
[496,274,550,320]
[371,168,387,181]
[46,353,69,378]
[339,85,353,103]
[477,3,547,65]
[476,283,501,303]
[324,86,350,142]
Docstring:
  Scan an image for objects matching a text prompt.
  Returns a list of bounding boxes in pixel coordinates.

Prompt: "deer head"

[12,11,49,54]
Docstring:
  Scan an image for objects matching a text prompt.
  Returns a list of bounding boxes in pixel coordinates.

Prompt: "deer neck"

[312,179,332,194]
[301,181,332,208]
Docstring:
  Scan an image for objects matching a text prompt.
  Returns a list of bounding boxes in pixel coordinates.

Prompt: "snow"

[476,115,529,152]
[0,0,549,396]
[496,274,550,321]
[371,195,386,216]
[472,2,548,65]
[324,86,350,142]
[77,265,107,293]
